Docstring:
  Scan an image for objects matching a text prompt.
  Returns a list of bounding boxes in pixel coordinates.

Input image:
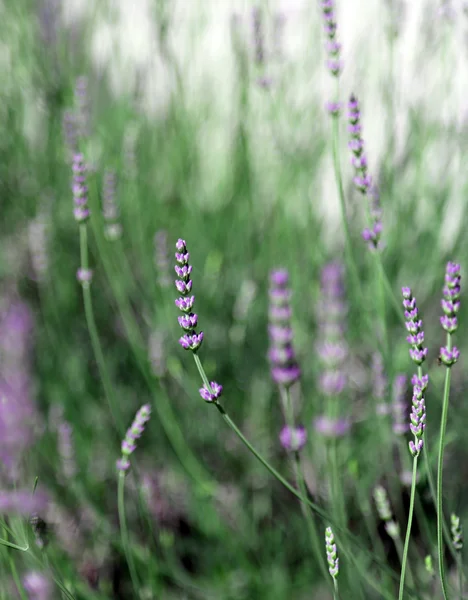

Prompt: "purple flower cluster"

[174,239,204,352]
[23,571,53,600]
[199,381,223,403]
[362,185,383,250]
[117,404,151,472]
[72,153,90,223]
[102,169,122,241]
[402,287,427,365]
[314,263,350,437]
[0,301,42,480]
[316,263,347,396]
[321,1,342,77]
[268,269,301,388]
[439,262,461,367]
[279,425,307,452]
[408,384,426,457]
[325,526,339,579]
[348,97,383,249]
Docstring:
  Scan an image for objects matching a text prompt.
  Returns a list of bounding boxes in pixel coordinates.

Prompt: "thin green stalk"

[281,388,330,584]
[457,554,463,600]
[118,471,140,599]
[192,354,421,596]
[79,223,124,436]
[398,455,419,600]
[3,527,27,600]
[410,364,459,569]
[333,578,339,600]
[437,334,453,600]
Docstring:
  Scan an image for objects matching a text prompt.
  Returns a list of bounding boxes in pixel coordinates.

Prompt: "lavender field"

[1,0,468,598]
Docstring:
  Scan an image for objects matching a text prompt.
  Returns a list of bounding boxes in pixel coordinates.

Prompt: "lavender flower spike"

[72,153,90,223]
[199,381,223,403]
[320,1,343,77]
[117,404,151,472]
[408,384,426,457]
[268,269,301,388]
[174,239,204,352]
[279,425,307,452]
[439,262,461,367]
[402,287,427,366]
[325,526,339,579]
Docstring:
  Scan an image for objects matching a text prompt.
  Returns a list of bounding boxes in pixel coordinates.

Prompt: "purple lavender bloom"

[0,490,49,516]
[408,384,426,456]
[402,288,427,366]
[0,301,42,480]
[117,404,151,472]
[439,262,461,367]
[279,425,307,452]
[174,239,204,352]
[72,153,90,222]
[325,526,339,579]
[199,381,223,403]
[325,101,342,116]
[23,571,53,600]
[347,97,383,249]
[268,269,301,388]
[316,263,348,398]
[313,415,350,437]
[320,0,342,77]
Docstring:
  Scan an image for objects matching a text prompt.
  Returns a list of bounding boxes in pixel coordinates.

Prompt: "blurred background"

[1,0,468,598]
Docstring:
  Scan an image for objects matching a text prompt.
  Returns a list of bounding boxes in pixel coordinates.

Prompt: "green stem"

[281,388,330,584]
[437,334,453,600]
[333,578,339,600]
[192,354,419,596]
[118,471,140,599]
[79,223,124,436]
[3,527,27,600]
[398,455,419,600]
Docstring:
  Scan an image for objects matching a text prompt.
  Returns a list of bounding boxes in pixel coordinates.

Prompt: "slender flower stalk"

[398,384,426,600]
[437,262,461,600]
[268,270,300,388]
[117,405,151,600]
[74,154,123,435]
[174,240,407,593]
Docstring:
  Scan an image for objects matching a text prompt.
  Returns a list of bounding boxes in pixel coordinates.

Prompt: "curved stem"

[79,224,124,436]
[398,455,419,600]
[437,335,453,600]
[118,471,140,599]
